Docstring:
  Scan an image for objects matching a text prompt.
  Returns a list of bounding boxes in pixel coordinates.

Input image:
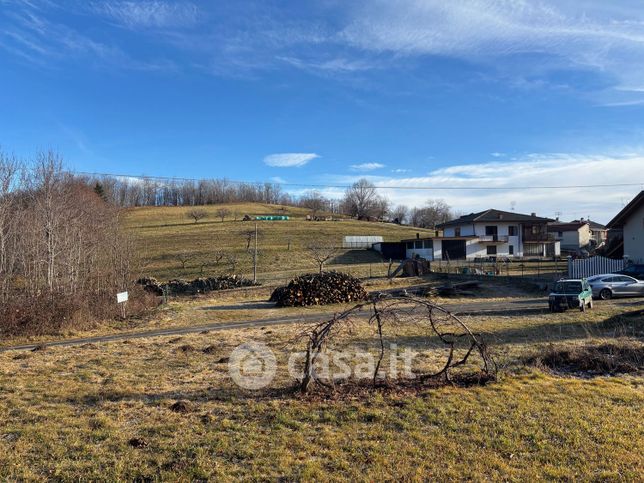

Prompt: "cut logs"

[270,271,368,307]
[137,275,259,296]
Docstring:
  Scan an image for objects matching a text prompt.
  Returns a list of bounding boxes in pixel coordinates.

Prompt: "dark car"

[548,279,593,312]
[616,264,644,281]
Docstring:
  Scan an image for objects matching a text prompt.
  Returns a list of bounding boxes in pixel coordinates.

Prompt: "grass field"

[0,301,642,480]
[1,203,641,480]
[124,203,435,281]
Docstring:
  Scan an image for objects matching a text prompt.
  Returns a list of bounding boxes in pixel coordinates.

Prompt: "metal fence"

[567,256,624,278]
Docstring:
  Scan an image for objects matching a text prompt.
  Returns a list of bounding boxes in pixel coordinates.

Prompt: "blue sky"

[2,0,644,221]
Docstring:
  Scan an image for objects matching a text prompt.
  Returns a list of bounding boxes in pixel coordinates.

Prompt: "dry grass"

[124,203,435,281]
[0,303,642,480]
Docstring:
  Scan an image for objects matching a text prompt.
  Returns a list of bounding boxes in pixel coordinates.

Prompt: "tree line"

[0,150,148,335]
[89,174,456,228]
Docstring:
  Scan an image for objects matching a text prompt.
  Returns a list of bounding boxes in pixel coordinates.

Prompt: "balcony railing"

[477,235,509,243]
[522,232,556,242]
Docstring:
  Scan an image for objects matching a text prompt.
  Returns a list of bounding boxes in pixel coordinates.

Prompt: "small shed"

[343,235,384,249]
[255,215,289,221]
[372,242,406,260]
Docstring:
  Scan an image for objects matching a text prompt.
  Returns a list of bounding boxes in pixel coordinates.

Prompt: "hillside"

[124,203,434,281]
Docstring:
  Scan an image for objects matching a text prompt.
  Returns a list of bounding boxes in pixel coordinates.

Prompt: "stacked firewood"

[137,275,259,296]
[270,271,368,307]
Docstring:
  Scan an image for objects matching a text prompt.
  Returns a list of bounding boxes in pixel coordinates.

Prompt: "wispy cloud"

[269,176,286,184]
[263,153,320,168]
[92,1,198,29]
[350,162,385,171]
[0,1,178,71]
[339,0,644,102]
[391,168,410,173]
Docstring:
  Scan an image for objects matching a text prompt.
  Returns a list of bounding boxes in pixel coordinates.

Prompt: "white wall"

[405,240,434,260]
[623,202,644,263]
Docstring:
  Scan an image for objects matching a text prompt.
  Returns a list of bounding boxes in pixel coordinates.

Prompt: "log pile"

[137,275,259,296]
[270,271,368,307]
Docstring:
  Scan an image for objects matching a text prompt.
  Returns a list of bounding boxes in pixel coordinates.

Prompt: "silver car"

[587,274,644,300]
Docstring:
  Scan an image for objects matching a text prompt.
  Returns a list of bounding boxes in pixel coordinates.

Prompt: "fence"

[428,258,567,281]
[567,256,624,278]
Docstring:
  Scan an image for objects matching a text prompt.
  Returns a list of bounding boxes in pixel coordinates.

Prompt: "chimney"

[531,212,536,217]
[416,233,420,239]
[556,216,559,221]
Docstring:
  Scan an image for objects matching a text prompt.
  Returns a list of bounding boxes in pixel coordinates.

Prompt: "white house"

[404,209,559,260]
[547,221,592,251]
[607,191,644,263]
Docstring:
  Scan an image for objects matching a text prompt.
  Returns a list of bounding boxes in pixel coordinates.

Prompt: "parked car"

[548,279,593,312]
[587,274,644,299]
[615,264,644,281]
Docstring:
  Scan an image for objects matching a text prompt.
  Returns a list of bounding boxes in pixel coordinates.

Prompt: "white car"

[586,274,644,300]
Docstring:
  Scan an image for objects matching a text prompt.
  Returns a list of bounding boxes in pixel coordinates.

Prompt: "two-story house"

[547,221,592,251]
[402,209,559,260]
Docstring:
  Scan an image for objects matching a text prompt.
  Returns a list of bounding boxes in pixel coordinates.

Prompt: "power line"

[72,170,644,191]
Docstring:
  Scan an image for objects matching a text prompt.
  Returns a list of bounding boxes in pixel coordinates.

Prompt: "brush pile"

[137,275,259,296]
[270,271,368,307]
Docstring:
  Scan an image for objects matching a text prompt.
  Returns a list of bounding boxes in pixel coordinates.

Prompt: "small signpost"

[117,291,128,318]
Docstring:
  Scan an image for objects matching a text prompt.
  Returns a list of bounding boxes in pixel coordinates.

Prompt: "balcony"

[522,232,556,243]
[477,235,509,243]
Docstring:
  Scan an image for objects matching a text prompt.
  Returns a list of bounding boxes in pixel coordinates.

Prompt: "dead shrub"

[527,340,644,376]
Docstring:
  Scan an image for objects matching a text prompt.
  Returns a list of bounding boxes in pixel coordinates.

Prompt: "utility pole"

[253,222,258,283]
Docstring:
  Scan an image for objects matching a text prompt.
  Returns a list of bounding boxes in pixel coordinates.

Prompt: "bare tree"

[410,200,453,228]
[199,249,225,275]
[391,205,409,224]
[187,209,208,224]
[225,252,239,273]
[0,149,142,335]
[342,179,386,220]
[300,190,328,216]
[216,207,231,222]
[175,251,195,269]
[373,197,390,221]
[306,244,338,274]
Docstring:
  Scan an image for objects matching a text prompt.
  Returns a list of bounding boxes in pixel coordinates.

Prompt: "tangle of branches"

[298,295,496,393]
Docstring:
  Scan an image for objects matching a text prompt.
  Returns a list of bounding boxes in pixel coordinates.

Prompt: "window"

[406,242,413,249]
[486,245,497,255]
[558,231,563,237]
[485,226,498,236]
[454,227,461,237]
[508,226,517,236]
[614,276,634,283]
[423,240,432,249]
[414,241,422,249]
[532,225,539,235]
[509,245,514,255]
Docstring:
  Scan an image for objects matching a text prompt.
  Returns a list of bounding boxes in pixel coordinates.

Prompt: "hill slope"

[124,203,434,281]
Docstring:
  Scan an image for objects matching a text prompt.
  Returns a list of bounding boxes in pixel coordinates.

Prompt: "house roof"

[547,222,588,232]
[607,191,644,228]
[436,209,552,228]
[570,219,606,230]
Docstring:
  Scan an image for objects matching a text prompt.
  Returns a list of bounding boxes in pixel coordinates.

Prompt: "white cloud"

[350,162,385,171]
[93,1,198,29]
[391,168,410,173]
[318,152,644,223]
[263,153,320,168]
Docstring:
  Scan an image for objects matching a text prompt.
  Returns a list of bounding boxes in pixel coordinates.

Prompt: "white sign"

[116,291,129,304]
